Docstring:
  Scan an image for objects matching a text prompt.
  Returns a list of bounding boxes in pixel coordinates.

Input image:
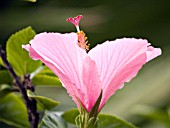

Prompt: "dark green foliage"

[0,93,30,128]
[39,111,67,128]
[0,70,13,84]
[62,108,80,124]
[27,90,60,110]
[6,26,42,76]
[98,114,137,128]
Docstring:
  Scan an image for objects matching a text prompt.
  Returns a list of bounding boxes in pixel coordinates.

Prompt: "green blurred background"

[0,0,170,128]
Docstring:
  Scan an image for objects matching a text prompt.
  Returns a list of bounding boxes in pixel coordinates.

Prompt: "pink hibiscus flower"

[22,15,161,113]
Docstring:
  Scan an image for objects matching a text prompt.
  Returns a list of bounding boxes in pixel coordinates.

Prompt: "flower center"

[67,15,89,51]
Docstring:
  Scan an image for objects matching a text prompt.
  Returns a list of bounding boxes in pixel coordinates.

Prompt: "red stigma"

[66,15,83,26]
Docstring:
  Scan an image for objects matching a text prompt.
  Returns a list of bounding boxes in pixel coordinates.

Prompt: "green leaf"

[27,90,60,110]
[98,114,137,128]
[0,93,29,128]
[0,84,13,97]
[0,70,13,84]
[0,58,4,66]
[32,74,62,86]
[62,108,79,124]
[6,26,42,76]
[0,84,12,91]
[39,110,67,128]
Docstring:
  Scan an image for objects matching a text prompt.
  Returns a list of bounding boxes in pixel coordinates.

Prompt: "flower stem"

[0,46,39,128]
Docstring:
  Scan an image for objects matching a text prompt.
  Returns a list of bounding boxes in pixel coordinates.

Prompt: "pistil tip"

[66,15,83,27]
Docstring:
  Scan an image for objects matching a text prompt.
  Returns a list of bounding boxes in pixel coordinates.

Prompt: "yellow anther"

[77,30,89,51]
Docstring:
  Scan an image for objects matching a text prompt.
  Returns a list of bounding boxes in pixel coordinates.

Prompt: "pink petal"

[88,38,161,111]
[22,44,30,51]
[22,44,82,106]
[146,46,161,62]
[82,57,101,112]
[22,44,41,60]
[22,32,101,112]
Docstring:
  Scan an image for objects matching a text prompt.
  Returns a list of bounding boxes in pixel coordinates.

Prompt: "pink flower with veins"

[22,15,161,113]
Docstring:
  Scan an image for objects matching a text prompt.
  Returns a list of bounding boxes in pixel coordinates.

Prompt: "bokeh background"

[0,0,170,128]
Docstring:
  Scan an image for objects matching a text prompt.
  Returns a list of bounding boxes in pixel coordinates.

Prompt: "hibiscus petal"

[82,57,101,112]
[22,44,82,105]
[23,32,85,105]
[22,32,101,111]
[146,46,162,62]
[88,38,161,110]
[22,44,30,51]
